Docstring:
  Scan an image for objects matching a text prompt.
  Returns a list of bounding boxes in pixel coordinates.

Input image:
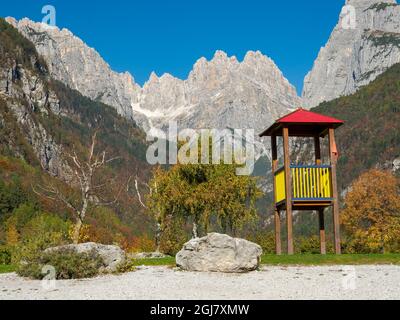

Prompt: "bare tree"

[33,131,124,244]
[129,175,162,252]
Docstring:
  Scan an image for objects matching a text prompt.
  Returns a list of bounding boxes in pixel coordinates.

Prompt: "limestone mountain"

[312,62,400,191]
[6,17,302,158]
[137,50,301,136]
[303,0,400,108]
[5,17,141,120]
[0,18,152,235]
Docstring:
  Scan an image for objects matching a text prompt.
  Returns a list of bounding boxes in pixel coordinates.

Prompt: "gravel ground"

[1,265,399,300]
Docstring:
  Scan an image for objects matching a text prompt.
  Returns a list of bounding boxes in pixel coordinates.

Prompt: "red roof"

[260,108,344,137]
[276,108,344,124]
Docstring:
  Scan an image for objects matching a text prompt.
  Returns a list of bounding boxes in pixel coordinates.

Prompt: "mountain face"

[140,50,301,142]
[0,19,68,179]
[0,16,149,200]
[0,17,152,235]
[6,17,301,153]
[5,17,141,120]
[312,62,400,190]
[303,0,400,108]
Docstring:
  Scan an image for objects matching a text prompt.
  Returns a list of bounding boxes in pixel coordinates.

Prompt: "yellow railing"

[274,165,332,204]
[274,169,286,204]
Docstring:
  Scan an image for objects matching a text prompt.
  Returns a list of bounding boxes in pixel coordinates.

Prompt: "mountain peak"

[244,50,263,58]
[303,0,400,108]
[243,50,274,65]
[6,17,141,118]
[345,0,397,5]
[7,16,302,143]
[5,16,17,27]
[149,71,159,82]
[7,17,61,33]
[210,50,239,65]
[213,50,228,60]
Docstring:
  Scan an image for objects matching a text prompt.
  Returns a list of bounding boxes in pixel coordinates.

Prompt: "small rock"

[128,252,168,259]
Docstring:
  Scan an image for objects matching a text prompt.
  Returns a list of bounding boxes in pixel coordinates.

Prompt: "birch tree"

[127,171,163,252]
[34,131,124,244]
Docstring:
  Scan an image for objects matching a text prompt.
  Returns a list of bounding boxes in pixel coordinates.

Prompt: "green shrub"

[0,246,12,264]
[12,231,67,265]
[341,236,400,254]
[248,232,275,254]
[296,236,321,254]
[17,248,105,280]
[10,211,70,265]
[114,259,136,274]
[0,180,28,220]
[21,212,70,241]
[296,236,334,254]
[159,216,188,256]
[8,203,37,231]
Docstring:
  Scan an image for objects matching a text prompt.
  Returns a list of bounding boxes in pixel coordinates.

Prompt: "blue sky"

[0,0,345,94]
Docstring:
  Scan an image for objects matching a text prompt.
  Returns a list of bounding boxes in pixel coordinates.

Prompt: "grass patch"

[0,265,16,273]
[130,256,176,267]
[261,254,400,266]
[130,254,400,268]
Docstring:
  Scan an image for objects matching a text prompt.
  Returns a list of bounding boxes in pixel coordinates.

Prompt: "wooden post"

[283,127,294,255]
[318,209,326,255]
[271,135,281,255]
[314,135,326,254]
[274,210,282,255]
[329,128,341,254]
[314,136,321,165]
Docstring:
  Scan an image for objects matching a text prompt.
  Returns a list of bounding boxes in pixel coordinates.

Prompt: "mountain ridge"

[303,0,400,107]
[0,17,152,235]
[5,17,301,145]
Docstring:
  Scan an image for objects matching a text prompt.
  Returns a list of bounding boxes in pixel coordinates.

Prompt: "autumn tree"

[341,169,400,253]
[147,162,261,240]
[34,132,125,244]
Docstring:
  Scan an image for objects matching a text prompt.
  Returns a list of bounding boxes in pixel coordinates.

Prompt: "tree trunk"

[155,222,162,252]
[380,228,385,254]
[192,221,198,239]
[72,219,83,244]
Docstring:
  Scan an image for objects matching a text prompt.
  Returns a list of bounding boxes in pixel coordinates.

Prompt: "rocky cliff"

[0,19,69,179]
[311,61,400,189]
[0,18,148,183]
[6,17,301,151]
[303,0,400,108]
[0,18,151,232]
[5,17,141,120]
[139,50,301,137]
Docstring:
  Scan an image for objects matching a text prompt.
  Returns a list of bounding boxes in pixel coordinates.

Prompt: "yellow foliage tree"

[68,224,91,244]
[6,224,19,245]
[341,169,400,253]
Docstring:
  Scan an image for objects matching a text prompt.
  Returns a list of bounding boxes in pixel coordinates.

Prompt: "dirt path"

[1,265,399,300]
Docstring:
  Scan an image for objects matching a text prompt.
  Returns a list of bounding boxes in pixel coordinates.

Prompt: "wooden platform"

[277,199,333,211]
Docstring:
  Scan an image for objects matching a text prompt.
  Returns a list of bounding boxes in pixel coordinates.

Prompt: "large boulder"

[45,242,126,273]
[176,233,262,273]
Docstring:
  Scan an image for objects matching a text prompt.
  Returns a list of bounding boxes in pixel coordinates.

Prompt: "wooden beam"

[283,127,294,255]
[315,135,326,255]
[329,128,341,254]
[314,136,321,165]
[318,209,326,255]
[274,210,282,255]
[271,135,278,173]
[271,135,281,255]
